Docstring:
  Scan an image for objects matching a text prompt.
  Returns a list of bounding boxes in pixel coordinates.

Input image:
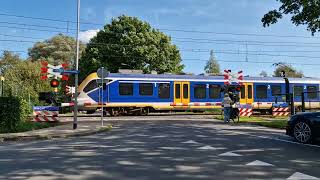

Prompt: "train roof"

[103,73,320,84]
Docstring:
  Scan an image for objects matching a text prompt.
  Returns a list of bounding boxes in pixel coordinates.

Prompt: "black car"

[286,112,320,144]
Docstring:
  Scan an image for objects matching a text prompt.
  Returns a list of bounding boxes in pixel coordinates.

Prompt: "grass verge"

[0,121,60,134]
[214,115,288,129]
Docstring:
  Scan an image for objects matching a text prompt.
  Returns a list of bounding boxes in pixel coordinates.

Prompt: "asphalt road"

[0,117,319,180]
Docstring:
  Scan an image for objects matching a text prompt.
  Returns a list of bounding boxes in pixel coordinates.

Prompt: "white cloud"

[79,29,99,43]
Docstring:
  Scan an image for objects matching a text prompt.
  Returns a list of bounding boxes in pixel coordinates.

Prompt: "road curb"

[0,124,113,142]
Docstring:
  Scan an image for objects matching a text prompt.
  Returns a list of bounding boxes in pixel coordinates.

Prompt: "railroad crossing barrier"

[272,103,289,116]
[33,106,59,122]
[237,104,253,117]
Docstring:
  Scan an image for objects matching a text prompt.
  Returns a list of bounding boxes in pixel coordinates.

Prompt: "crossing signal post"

[50,79,59,93]
[39,60,80,129]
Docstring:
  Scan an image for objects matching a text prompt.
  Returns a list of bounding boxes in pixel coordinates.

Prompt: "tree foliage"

[273,64,304,78]
[0,51,51,103]
[204,50,220,75]
[0,51,20,75]
[79,15,184,80]
[262,0,320,35]
[28,34,85,65]
[259,70,268,77]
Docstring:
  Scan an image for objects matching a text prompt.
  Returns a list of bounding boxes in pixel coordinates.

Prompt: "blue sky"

[1,0,320,77]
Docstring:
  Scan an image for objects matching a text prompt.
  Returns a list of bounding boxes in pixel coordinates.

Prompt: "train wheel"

[108,108,120,117]
[140,108,148,116]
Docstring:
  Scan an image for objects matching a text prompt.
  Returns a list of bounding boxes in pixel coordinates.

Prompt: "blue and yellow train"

[76,72,320,115]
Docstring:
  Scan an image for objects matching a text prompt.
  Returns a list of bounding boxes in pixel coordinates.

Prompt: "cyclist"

[222,93,233,123]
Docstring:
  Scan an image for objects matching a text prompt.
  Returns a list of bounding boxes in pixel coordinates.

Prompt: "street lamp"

[0,76,4,97]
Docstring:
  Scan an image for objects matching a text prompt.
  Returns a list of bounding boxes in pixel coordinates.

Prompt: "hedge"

[0,97,31,133]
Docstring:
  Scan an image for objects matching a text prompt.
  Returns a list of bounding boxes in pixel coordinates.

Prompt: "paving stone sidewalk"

[0,122,112,142]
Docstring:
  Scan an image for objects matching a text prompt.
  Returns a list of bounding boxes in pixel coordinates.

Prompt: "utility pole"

[73,0,80,130]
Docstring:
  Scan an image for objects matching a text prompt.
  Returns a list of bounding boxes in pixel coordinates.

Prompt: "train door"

[174,82,190,105]
[240,83,254,105]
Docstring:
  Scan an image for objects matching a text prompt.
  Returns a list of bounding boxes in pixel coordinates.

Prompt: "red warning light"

[50,79,60,88]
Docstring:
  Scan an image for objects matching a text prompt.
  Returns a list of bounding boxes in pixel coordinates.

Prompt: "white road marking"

[182,140,199,144]
[218,152,242,157]
[141,152,162,156]
[176,165,202,172]
[117,161,136,166]
[196,135,208,138]
[287,172,319,180]
[213,128,320,148]
[197,146,216,150]
[159,147,187,150]
[246,160,274,166]
[197,145,222,150]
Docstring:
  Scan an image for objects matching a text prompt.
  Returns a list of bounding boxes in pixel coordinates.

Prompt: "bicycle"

[230,107,240,123]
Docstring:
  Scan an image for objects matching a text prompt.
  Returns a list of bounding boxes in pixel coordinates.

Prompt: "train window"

[158,83,170,99]
[139,83,153,96]
[240,86,245,99]
[271,85,282,96]
[294,86,303,97]
[194,84,206,99]
[83,80,98,93]
[209,85,221,99]
[183,84,189,99]
[307,86,317,99]
[256,85,267,99]
[248,85,252,99]
[175,84,181,98]
[119,83,133,96]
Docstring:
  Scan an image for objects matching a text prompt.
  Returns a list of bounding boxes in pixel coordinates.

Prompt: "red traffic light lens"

[50,79,60,87]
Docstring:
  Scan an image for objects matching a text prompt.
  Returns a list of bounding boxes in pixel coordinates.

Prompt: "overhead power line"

[2,49,320,66]
[0,12,102,26]
[0,21,76,31]
[1,24,320,48]
[180,48,320,53]
[160,28,320,39]
[173,37,320,45]
[174,40,320,48]
[0,12,319,39]
[0,20,319,47]
[0,25,74,34]
[0,33,46,40]
[2,39,320,59]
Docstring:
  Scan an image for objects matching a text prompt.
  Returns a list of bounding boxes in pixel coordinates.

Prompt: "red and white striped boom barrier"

[33,106,59,122]
[272,107,289,116]
[238,107,253,117]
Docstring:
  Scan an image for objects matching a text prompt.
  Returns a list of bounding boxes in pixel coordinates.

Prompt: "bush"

[0,97,32,133]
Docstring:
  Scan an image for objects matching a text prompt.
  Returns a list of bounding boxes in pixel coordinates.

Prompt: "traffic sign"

[53,68,79,74]
[97,67,109,78]
[96,79,108,84]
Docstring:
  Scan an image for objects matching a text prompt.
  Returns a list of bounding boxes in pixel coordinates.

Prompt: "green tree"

[0,51,51,102]
[0,51,20,75]
[204,50,220,75]
[259,70,268,77]
[273,63,304,78]
[28,34,85,65]
[262,0,320,35]
[3,60,51,102]
[80,15,184,80]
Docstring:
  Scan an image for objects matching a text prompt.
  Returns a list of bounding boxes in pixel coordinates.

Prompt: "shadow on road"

[0,121,319,179]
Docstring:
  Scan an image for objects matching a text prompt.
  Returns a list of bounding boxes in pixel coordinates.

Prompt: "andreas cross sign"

[40,61,80,81]
[223,70,243,85]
